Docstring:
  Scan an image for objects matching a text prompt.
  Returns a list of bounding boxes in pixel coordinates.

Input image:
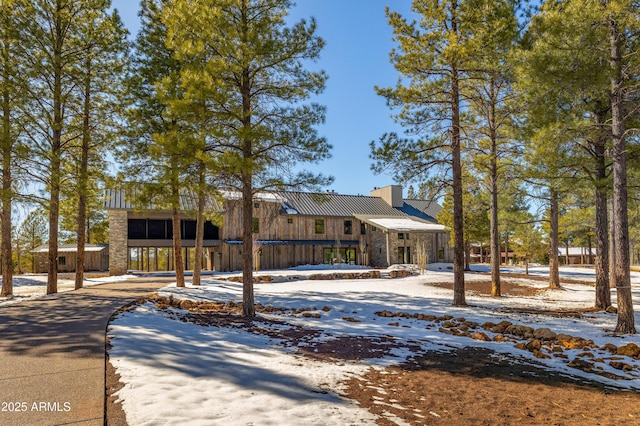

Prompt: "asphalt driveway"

[0,278,170,426]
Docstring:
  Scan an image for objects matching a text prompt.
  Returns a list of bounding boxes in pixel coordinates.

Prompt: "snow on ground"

[0,273,137,306]
[108,264,640,425]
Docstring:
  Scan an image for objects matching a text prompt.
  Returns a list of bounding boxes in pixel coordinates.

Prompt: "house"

[558,247,595,265]
[104,185,451,274]
[31,244,109,273]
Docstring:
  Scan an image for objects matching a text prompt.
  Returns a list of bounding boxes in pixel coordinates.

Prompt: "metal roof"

[277,191,407,217]
[104,188,444,225]
[103,189,223,212]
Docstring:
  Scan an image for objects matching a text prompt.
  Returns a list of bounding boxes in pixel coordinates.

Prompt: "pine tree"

[121,0,198,288]
[0,0,27,296]
[72,2,128,289]
[165,0,331,316]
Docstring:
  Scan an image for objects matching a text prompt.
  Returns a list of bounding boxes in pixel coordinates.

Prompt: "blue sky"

[111,0,415,197]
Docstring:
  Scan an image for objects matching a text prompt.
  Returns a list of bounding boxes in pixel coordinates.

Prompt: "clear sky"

[111,0,415,197]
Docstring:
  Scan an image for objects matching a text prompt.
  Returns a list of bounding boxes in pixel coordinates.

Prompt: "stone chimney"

[371,185,403,208]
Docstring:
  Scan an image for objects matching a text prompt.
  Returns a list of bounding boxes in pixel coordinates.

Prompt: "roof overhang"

[355,215,448,233]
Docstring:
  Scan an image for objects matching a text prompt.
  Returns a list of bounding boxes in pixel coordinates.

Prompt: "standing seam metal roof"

[104,189,442,222]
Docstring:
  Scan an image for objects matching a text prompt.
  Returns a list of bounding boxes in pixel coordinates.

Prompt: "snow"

[0,274,137,306]
[105,264,639,424]
[366,217,446,232]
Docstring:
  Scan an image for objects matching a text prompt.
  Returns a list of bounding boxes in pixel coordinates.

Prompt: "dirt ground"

[105,275,640,425]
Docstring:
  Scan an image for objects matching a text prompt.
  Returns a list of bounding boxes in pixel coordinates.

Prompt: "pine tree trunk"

[172,193,185,288]
[490,135,500,297]
[548,189,561,289]
[192,164,205,286]
[1,46,12,297]
[594,129,610,309]
[609,17,635,333]
[449,0,465,307]
[241,173,255,317]
[240,9,256,316]
[75,60,91,290]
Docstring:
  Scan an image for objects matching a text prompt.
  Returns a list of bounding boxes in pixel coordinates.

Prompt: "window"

[254,203,260,209]
[252,218,259,233]
[287,218,293,224]
[398,233,404,240]
[360,223,366,234]
[182,220,197,239]
[128,219,147,239]
[344,220,352,235]
[398,247,411,263]
[315,219,324,234]
[58,256,66,266]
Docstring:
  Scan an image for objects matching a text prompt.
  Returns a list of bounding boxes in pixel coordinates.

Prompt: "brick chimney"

[371,185,403,208]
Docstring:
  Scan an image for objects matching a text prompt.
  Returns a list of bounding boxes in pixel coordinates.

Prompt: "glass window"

[287,218,293,224]
[58,256,66,266]
[147,220,166,239]
[344,220,352,235]
[398,233,404,240]
[252,218,259,233]
[315,219,324,234]
[360,222,366,234]
[128,219,147,239]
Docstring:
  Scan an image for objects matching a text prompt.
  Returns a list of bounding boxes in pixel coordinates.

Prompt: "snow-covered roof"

[31,244,109,254]
[356,215,447,233]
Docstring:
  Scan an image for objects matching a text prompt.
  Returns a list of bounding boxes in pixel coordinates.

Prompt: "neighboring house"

[558,247,595,265]
[31,244,109,273]
[104,185,451,275]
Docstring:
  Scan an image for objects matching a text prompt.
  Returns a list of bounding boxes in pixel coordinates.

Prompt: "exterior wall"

[109,210,129,275]
[34,251,109,273]
[220,200,370,271]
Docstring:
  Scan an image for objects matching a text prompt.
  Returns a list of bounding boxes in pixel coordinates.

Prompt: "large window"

[128,219,219,240]
[315,219,324,234]
[344,220,352,235]
[323,247,356,264]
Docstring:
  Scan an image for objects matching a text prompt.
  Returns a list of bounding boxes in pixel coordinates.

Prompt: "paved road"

[0,279,170,426]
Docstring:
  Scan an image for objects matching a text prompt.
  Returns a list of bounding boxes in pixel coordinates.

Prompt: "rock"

[551,346,563,353]
[556,333,574,343]
[606,305,618,314]
[533,327,557,341]
[514,342,527,350]
[482,322,496,331]
[568,358,594,372]
[178,300,195,310]
[559,337,591,350]
[610,361,633,371]
[471,332,492,342]
[577,351,595,359]
[322,306,331,312]
[526,339,542,351]
[493,334,506,342]
[601,343,618,353]
[533,349,551,359]
[617,343,640,358]
[505,324,534,338]
[491,321,512,334]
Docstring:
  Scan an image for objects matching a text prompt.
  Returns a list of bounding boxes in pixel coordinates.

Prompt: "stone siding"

[109,210,128,275]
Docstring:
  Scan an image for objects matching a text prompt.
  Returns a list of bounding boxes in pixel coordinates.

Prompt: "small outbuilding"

[31,244,110,273]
